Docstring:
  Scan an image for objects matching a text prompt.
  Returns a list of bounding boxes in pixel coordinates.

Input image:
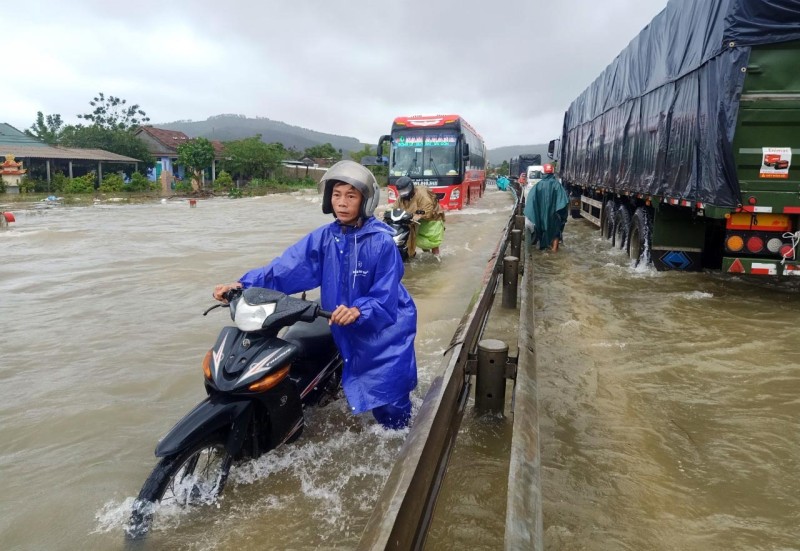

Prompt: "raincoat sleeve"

[350,236,403,333]
[555,184,569,228]
[238,229,324,293]
[419,189,445,222]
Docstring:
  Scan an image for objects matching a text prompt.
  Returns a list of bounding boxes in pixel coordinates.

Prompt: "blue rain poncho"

[496,175,510,191]
[238,216,418,414]
[524,174,569,250]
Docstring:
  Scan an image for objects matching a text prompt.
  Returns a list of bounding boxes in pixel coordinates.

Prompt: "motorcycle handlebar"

[222,287,243,302]
[317,307,333,319]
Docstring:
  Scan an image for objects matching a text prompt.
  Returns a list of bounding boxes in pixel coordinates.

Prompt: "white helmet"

[320,160,380,219]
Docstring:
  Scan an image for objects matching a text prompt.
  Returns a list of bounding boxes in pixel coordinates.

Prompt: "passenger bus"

[378,114,487,210]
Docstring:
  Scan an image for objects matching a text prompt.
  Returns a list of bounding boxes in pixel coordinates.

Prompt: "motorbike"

[382,208,423,261]
[127,287,342,538]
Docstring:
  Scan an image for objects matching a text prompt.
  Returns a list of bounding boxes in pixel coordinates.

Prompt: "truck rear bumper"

[722,257,800,276]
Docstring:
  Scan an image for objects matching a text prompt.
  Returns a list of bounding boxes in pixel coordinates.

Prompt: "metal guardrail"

[504,244,543,551]
[357,208,517,551]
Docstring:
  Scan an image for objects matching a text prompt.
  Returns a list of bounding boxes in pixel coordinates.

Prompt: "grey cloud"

[6,0,668,148]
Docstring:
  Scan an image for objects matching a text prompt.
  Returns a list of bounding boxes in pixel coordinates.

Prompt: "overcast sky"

[3,0,668,149]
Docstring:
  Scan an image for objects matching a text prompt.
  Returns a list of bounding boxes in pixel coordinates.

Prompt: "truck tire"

[601,200,615,240]
[613,205,632,250]
[629,207,652,267]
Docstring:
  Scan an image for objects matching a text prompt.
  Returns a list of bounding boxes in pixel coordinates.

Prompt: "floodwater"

[4,190,800,551]
[532,219,800,551]
[0,189,514,551]
[426,213,800,551]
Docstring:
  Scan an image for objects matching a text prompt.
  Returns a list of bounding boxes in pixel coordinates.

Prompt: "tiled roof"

[136,126,225,158]
[137,126,190,151]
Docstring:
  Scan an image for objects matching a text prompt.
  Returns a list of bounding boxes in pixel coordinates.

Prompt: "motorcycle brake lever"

[203,303,224,316]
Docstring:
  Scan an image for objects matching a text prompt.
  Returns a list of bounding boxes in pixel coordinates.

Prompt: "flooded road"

[533,219,800,551]
[3,190,799,550]
[0,189,513,551]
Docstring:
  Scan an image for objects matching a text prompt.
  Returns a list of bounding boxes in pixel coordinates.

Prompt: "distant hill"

[156,114,548,164]
[487,144,551,166]
[156,114,364,154]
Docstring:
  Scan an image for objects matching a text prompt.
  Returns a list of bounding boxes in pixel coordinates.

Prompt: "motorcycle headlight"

[234,301,276,331]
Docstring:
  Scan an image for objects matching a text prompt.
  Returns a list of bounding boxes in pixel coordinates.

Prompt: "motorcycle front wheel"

[127,437,232,538]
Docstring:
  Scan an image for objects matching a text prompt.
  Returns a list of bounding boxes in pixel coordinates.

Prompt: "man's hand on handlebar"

[213,282,242,303]
[329,305,360,326]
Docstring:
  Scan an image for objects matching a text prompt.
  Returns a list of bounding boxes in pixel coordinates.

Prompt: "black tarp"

[560,0,800,207]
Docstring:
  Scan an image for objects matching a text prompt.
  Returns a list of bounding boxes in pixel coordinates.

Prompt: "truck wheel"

[629,207,652,267]
[613,205,632,250]
[601,200,615,240]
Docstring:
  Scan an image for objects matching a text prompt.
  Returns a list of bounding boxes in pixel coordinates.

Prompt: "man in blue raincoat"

[213,160,417,429]
[524,163,569,252]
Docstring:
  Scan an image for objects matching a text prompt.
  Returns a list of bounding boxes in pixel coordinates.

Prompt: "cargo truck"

[509,154,542,180]
[552,0,800,276]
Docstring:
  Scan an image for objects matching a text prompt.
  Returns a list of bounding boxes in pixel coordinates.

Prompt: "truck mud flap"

[652,249,702,271]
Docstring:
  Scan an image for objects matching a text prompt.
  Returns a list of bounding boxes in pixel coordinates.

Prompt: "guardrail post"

[475,339,508,414]
[514,215,525,232]
[510,229,522,260]
[502,256,519,309]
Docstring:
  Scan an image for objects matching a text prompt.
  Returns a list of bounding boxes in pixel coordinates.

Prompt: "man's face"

[331,182,362,225]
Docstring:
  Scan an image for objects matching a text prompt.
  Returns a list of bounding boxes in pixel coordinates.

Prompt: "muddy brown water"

[3,190,799,550]
[0,189,512,551]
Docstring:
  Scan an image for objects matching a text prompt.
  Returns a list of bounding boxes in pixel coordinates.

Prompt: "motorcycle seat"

[282,316,337,359]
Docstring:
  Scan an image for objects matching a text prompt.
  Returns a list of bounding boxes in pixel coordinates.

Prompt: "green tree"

[349,144,375,163]
[349,143,388,183]
[60,125,153,168]
[304,143,342,162]
[498,160,510,176]
[222,136,284,180]
[26,112,65,144]
[77,92,150,130]
[285,146,302,160]
[177,137,215,191]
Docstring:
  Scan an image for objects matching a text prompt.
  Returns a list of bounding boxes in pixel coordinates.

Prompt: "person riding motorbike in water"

[213,160,418,429]
[393,176,445,259]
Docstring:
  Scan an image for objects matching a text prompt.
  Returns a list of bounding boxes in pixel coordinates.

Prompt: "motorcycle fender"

[154,397,252,457]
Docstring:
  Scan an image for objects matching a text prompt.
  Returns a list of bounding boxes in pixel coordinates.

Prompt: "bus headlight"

[451,189,460,200]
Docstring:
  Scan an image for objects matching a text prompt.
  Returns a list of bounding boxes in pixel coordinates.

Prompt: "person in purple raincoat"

[213,160,417,429]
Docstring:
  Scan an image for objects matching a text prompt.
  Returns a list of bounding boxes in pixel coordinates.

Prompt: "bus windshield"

[390,130,459,178]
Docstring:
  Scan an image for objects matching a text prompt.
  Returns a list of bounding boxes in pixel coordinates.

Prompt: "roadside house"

[133,126,225,193]
[0,123,142,194]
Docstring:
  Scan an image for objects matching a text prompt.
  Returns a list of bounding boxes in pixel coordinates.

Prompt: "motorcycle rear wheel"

[127,437,232,538]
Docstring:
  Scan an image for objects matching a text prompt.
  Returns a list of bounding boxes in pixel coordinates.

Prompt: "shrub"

[0,175,5,194]
[214,170,234,191]
[64,173,96,194]
[175,179,193,193]
[126,172,153,192]
[18,176,40,193]
[99,173,125,192]
[51,172,69,193]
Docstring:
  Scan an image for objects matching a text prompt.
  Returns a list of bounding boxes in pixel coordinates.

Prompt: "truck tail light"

[725,235,744,252]
[746,236,764,253]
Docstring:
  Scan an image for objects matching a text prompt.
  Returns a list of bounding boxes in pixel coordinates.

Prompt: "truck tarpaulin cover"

[560,0,800,208]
